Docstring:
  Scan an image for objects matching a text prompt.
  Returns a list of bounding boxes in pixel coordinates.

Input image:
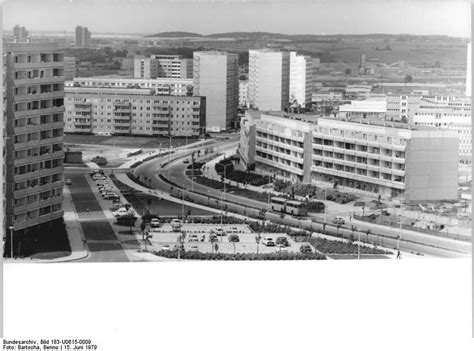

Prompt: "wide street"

[132,135,471,258]
[66,171,130,262]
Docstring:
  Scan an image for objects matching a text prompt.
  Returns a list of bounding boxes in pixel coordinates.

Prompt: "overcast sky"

[2,0,471,37]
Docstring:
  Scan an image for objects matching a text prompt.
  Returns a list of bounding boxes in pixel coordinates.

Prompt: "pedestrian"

[396,250,401,259]
[86,208,89,213]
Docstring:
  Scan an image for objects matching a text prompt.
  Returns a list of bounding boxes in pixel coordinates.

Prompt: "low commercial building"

[240,111,459,202]
[65,76,193,96]
[339,99,387,120]
[64,86,205,137]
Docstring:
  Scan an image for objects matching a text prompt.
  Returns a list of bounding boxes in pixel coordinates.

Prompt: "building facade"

[239,80,249,107]
[64,86,205,137]
[289,52,315,108]
[75,26,91,48]
[339,99,387,120]
[63,56,76,81]
[248,49,290,111]
[240,111,459,202]
[134,56,158,79]
[4,42,65,234]
[466,42,471,97]
[13,25,28,42]
[65,77,193,96]
[193,51,238,132]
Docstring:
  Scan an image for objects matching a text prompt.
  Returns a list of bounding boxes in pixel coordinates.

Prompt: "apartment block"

[75,26,91,48]
[193,51,239,131]
[134,56,158,79]
[289,52,316,107]
[151,55,193,79]
[13,25,28,42]
[65,77,193,96]
[4,42,66,233]
[466,42,471,97]
[63,56,76,80]
[240,111,459,202]
[248,49,290,111]
[239,80,249,107]
[64,86,205,137]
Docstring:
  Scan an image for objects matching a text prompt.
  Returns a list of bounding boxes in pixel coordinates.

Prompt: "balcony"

[14,61,65,70]
[14,106,64,118]
[255,155,304,176]
[14,76,64,86]
[14,90,64,103]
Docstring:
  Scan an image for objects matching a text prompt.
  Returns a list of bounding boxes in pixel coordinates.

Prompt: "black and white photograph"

[0,0,472,349]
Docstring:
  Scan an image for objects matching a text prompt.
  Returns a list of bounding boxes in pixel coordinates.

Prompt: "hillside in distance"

[145,31,202,38]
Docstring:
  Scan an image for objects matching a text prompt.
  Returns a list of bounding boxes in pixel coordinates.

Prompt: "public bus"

[270,197,308,216]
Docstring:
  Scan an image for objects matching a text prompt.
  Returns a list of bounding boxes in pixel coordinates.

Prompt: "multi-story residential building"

[64,86,205,137]
[3,42,65,236]
[193,51,238,132]
[466,42,471,97]
[289,52,316,108]
[13,25,28,42]
[65,77,193,96]
[133,55,193,79]
[240,111,459,202]
[248,49,290,111]
[75,26,91,48]
[239,80,249,107]
[151,55,193,79]
[134,56,158,79]
[63,56,76,81]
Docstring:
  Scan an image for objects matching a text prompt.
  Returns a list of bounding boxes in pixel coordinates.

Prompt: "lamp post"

[9,226,14,259]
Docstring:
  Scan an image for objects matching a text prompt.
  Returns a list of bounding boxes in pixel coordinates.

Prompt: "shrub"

[153,250,326,260]
[92,156,107,166]
[306,201,325,213]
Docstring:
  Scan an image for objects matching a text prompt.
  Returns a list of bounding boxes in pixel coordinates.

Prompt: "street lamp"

[9,226,14,259]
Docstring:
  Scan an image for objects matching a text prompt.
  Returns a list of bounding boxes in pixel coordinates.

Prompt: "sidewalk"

[6,185,90,263]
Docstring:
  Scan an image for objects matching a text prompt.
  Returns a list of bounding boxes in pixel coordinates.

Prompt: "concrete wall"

[405,132,459,202]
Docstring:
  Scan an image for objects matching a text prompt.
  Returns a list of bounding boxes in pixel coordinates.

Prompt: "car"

[209,234,218,242]
[333,216,345,225]
[150,218,160,228]
[170,218,181,225]
[212,227,226,236]
[103,192,118,200]
[149,227,162,234]
[276,237,289,247]
[183,158,190,164]
[299,244,313,254]
[228,234,240,242]
[276,246,288,253]
[262,237,275,246]
[65,178,72,185]
[189,245,199,252]
[188,234,199,242]
[114,208,132,217]
[161,244,171,251]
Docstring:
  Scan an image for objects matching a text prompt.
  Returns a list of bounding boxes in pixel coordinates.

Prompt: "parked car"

[276,237,289,247]
[209,234,218,242]
[262,237,275,246]
[161,244,171,251]
[65,178,72,185]
[114,208,132,217]
[150,218,160,228]
[228,234,240,242]
[212,227,226,236]
[183,158,190,164]
[188,234,199,242]
[333,216,345,225]
[189,245,199,251]
[103,193,119,200]
[93,174,106,180]
[299,244,313,253]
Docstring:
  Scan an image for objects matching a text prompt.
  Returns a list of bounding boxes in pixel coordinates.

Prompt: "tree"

[404,74,413,84]
[344,68,352,76]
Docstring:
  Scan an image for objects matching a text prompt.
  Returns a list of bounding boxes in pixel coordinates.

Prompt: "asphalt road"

[132,137,471,258]
[66,172,129,262]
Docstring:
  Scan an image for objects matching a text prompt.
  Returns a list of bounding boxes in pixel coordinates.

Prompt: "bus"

[270,197,308,216]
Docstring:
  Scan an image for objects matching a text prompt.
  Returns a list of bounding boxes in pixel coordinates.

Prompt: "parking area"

[148,224,308,255]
